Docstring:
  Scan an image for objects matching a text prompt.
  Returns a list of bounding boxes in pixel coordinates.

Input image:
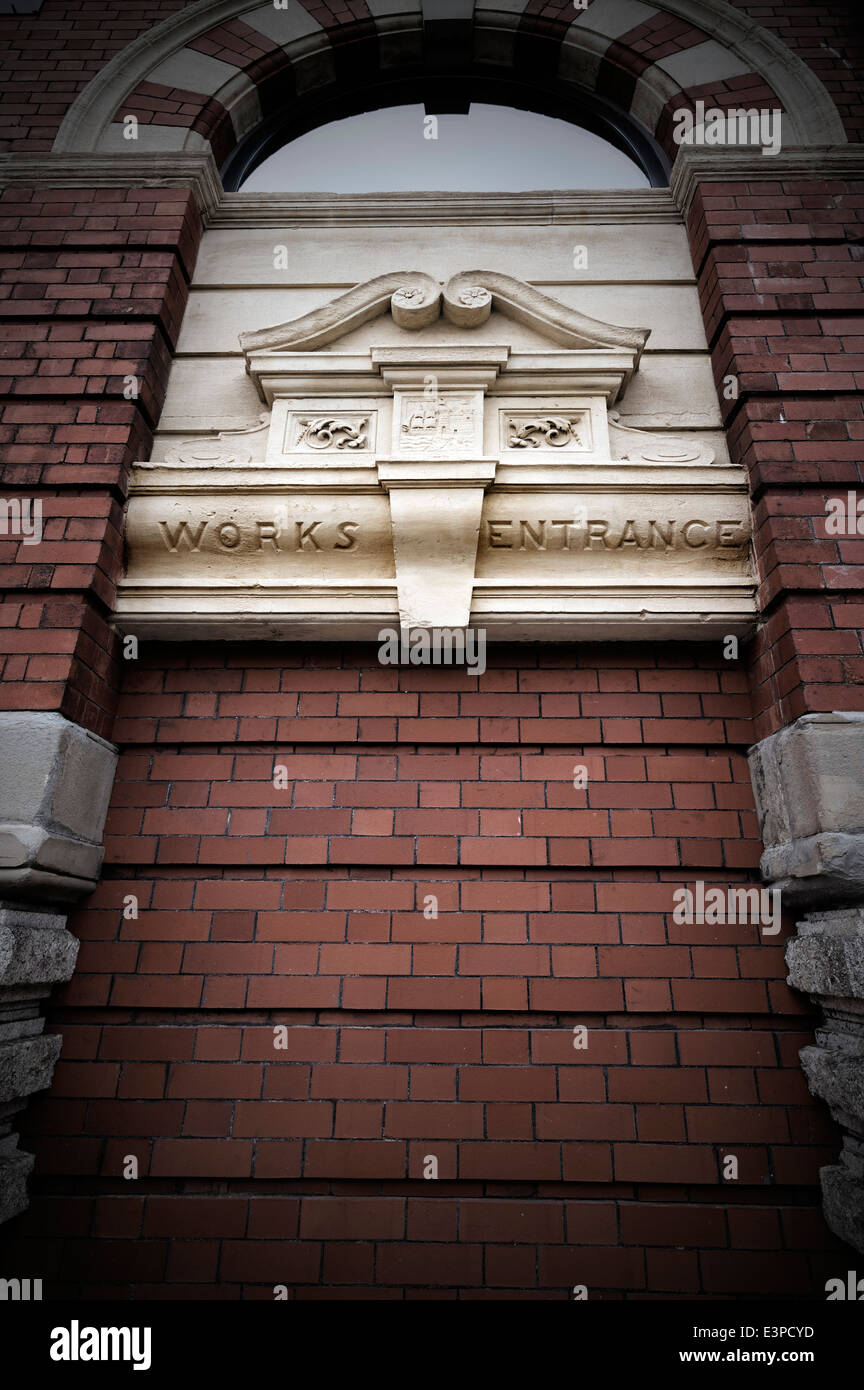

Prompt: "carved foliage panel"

[267,399,384,465]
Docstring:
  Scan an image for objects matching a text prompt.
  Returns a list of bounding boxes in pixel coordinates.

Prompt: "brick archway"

[51,0,846,179]
[220,71,669,192]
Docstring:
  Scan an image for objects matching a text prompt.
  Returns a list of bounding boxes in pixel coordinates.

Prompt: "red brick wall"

[4,644,846,1297]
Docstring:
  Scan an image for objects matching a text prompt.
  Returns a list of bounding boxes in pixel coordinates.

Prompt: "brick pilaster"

[686,177,864,739]
[0,184,202,737]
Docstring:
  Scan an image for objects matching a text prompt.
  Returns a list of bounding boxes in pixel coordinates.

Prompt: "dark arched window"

[223,81,668,191]
[235,103,652,194]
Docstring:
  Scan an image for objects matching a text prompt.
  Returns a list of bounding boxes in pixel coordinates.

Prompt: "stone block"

[0,711,117,903]
[749,714,864,906]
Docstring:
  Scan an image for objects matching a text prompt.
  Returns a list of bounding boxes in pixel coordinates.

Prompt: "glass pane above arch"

[239,103,651,193]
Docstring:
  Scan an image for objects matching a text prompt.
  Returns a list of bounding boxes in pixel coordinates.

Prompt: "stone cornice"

[0,151,225,222]
[211,189,681,227]
[6,147,862,227]
[670,145,864,215]
[0,153,683,225]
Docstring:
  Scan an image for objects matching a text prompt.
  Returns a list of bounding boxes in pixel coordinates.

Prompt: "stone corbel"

[749,713,864,1253]
[374,348,502,631]
[377,458,497,630]
[0,712,117,903]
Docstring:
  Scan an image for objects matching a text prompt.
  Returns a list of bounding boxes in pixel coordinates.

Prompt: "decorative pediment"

[240,270,649,408]
[117,270,755,644]
[240,269,650,356]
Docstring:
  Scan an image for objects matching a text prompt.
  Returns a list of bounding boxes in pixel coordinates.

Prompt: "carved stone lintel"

[121,276,755,642]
